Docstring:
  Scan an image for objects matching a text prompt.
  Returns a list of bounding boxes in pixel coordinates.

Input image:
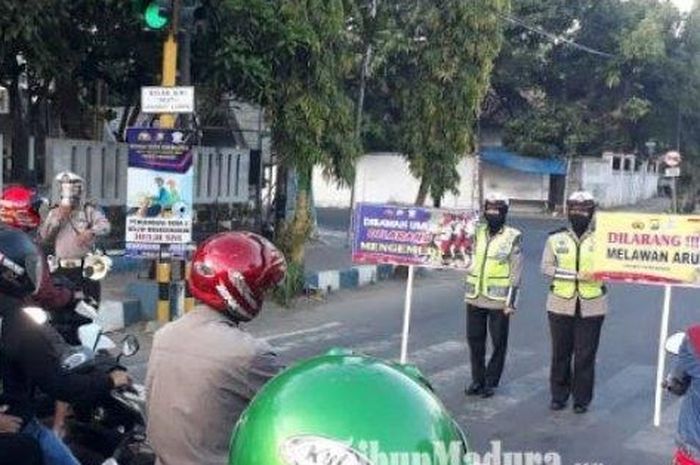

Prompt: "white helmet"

[484,192,510,207]
[55,171,85,207]
[567,191,595,203]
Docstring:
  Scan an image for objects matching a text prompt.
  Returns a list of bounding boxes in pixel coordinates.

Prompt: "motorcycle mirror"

[665,332,686,355]
[22,307,48,325]
[121,335,140,358]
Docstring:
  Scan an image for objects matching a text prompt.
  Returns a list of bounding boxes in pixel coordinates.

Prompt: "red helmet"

[0,186,44,231]
[189,231,286,321]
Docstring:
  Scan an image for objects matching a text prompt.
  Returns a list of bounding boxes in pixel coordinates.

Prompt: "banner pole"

[653,284,673,427]
[399,265,416,364]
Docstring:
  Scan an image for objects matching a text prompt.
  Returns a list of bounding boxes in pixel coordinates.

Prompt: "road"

[124,216,699,465]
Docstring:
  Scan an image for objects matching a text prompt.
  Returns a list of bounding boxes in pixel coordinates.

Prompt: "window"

[623,158,632,171]
[635,159,642,172]
[612,157,621,171]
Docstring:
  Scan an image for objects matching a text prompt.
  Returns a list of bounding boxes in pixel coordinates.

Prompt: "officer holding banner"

[464,193,522,398]
[541,191,607,414]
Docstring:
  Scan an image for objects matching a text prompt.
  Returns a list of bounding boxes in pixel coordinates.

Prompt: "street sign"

[663,150,682,167]
[0,86,9,114]
[141,86,195,114]
[664,167,681,178]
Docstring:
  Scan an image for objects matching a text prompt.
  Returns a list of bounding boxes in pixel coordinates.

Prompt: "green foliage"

[380,0,510,204]
[491,0,700,161]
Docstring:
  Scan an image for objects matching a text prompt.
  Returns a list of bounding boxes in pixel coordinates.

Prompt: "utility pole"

[347,0,378,246]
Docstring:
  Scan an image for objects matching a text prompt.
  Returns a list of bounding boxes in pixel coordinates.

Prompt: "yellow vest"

[548,230,604,300]
[465,225,521,302]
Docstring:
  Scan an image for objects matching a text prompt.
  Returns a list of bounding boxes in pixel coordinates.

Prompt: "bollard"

[157,258,171,324]
[184,259,195,313]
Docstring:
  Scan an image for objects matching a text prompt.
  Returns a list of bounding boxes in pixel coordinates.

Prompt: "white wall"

[482,163,550,203]
[580,153,659,208]
[313,153,478,209]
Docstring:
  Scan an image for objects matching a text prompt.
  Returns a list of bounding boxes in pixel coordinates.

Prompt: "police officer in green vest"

[465,192,522,398]
[541,191,607,414]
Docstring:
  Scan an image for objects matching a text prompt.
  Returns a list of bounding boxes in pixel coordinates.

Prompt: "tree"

[382,0,509,205]
[491,0,700,162]
[195,0,360,273]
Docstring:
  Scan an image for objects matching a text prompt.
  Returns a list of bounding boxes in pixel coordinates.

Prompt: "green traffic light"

[144,2,169,30]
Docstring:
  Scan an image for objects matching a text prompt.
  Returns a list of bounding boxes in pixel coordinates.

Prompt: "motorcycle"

[664,332,699,465]
[48,251,114,346]
[25,305,154,465]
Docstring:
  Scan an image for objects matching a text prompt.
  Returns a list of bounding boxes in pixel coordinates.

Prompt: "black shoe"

[465,382,484,396]
[481,386,495,398]
[550,400,566,411]
[573,404,588,414]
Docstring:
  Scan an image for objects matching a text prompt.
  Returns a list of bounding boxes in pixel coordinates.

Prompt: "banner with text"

[592,212,700,286]
[125,128,194,257]
[352,203,480,269]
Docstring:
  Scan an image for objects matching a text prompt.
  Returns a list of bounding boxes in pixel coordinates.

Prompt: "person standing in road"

[39,171,111,302]
[541,191,607,414]
[464,193,523,398]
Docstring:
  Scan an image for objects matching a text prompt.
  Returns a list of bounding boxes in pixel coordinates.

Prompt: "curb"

[305,264,394,294]
[100,264,396,330]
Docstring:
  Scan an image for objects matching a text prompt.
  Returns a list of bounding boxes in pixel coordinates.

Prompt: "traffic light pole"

[159,0,180,129]
[156,0,181,324]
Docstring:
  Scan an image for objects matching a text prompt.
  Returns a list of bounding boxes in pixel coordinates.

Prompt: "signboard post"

[593,211,700,426]
[352,203,480,362]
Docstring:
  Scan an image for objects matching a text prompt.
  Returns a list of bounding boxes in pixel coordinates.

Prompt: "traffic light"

[137,0,172,30]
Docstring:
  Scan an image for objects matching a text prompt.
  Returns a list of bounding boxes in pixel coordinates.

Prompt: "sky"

[672,0,695,13]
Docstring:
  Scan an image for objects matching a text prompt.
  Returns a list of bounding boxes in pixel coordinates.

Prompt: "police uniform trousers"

[548,301,605,407]
[466,305,510,388]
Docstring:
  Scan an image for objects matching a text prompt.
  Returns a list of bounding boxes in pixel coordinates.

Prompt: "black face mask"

[569,213,591,237]
[485,212,506,233]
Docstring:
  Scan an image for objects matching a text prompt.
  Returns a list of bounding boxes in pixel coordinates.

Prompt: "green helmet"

[229,349,469,465]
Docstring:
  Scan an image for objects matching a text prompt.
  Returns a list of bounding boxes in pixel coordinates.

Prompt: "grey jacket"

[146,307,283,465]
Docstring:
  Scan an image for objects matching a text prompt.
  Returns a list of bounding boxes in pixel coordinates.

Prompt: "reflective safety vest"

[548,230,604,300]
[465,225,521,302]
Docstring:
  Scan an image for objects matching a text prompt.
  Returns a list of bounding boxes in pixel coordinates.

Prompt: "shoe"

[550,400,566,411]
[465,382,484,396]
[573,404,588,414]
[481,386,495,398]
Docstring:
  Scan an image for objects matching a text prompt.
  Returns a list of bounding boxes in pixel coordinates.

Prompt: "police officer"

[39,172,111,301]
[541,191,606,414]
[464,192,522,398]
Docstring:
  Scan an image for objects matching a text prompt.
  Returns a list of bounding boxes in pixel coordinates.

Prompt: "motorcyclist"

[0,185,77,309]
[666,325,700,464]
[229,350,469,465]
[146,231,287,465]
[0,225,130,465]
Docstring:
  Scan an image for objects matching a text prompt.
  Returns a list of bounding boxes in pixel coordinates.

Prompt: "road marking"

[261,322,342,342]
[623,398,680,456]
[429,348,537,388]
[539,364,655,433]
[454,366,550,421]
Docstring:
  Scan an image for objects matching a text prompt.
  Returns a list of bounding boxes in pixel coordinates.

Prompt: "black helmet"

[0,226,42,298]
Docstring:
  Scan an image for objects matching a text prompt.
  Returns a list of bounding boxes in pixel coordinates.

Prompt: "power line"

[500,13,617,59]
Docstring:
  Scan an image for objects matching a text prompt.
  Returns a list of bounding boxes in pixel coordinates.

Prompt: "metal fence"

[45,138,250,207]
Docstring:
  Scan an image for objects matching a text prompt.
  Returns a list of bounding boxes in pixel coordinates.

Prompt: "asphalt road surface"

[125,217,700,465]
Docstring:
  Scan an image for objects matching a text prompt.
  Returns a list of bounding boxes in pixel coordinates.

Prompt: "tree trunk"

[415,175,429,206]
[289,187,311,265]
